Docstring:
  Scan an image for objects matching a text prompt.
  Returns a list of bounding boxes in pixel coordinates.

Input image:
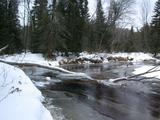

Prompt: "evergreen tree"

[93,0,110,51]
[150,0,160,56]
[0,0,9,49]
[0,0,22,53]
[8,0,23,53]
[31,0,49,53]
[57,0,89,52]
[140,23,150,52]
[124,26,135,52]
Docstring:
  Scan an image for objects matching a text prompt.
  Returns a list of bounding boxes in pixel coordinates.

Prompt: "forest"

[0,0,160,57]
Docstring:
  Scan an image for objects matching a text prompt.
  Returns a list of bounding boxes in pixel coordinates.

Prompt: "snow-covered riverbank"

[0,62,53,120]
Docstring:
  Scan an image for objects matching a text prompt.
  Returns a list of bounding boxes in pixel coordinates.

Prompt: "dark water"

[23,63,160,120]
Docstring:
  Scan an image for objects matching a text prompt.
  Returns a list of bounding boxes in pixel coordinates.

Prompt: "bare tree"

[140,0,151,25]
[107,0,135,27]
[140,0,151,52]
[105,0,135,51]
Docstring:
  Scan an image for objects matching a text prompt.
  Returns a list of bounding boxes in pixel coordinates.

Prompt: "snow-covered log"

[0,60,93,80]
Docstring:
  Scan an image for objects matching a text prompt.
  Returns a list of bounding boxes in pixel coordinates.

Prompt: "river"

[22,62,160,120]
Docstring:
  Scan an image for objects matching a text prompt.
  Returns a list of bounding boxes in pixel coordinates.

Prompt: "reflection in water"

[23,63,160,120]
[43,80,160,120]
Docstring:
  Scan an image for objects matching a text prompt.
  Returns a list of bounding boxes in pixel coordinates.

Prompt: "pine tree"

[150,0,160,56]
[0,0,22,54]
[31,0,49,53]
[57,0,89,52]
[0,0,9,49]
[125,26,135,52]
[93,0,110,51]
[8,0,23,53]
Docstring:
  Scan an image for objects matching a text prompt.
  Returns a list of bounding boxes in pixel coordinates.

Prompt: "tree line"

[0,0,160,58]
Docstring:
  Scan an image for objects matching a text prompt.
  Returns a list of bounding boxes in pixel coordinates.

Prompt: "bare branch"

[113,66,160,83]
[0,45,9,53]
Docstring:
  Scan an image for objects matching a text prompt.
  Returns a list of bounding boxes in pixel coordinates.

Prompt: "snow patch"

[0,52,59,67]
[133,65,160,79]
[108,52,155,63]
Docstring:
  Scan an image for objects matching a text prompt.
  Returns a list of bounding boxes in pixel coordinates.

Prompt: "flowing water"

[23,62,160,120]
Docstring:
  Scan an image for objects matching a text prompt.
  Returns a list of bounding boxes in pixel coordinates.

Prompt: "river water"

[23,62,160,120]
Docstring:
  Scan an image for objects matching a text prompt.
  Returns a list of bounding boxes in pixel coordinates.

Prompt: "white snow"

[1,52,158,65]
[79,52,158,64]
[0,52,59,67]
[133,65,160,79]
[108,52,156,63]
[0,62,53,120]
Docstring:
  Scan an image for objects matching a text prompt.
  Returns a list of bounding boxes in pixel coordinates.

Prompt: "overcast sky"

[88,0,158,28]
[19,0,158,29]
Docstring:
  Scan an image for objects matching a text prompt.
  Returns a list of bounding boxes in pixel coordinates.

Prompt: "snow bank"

[0,52,59,67]
[0,52,157,66]
[79,52,157,63]
[133,65,160,79]
[108,52,155,62]
[0,63,53,120]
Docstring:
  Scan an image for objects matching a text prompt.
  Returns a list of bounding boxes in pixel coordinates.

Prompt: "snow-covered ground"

[0,51,158,65]
[0,62,53,120]
[107,52,156,63]
[0,52,59,67]
[78,52,158,63]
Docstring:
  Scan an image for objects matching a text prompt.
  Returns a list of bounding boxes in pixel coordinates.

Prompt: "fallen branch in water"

[0,60,93,80]
[0,60,73,74]
[113,66,160,83]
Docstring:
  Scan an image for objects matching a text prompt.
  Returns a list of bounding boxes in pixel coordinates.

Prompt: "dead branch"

[128,66,160,79]
[0,45,9,53]
[113,66,160,83]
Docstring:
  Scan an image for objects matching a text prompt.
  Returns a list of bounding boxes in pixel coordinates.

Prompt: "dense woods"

[0,0,160,58]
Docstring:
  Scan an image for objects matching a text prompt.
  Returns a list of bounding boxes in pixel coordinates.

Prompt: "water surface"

[23,63,160,120]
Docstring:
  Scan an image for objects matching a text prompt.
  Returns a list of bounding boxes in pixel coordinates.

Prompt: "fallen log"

[0,60,73,74]
[0,60,93,80]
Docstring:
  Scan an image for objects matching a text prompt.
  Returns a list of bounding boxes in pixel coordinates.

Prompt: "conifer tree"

[0,0,22,53]
[57,0,89,52]
[150,0,160,56]
[94,0,110,51]
[31,0,49,53]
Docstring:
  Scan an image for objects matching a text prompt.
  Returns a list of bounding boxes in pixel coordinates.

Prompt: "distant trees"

[0,0,22,54]
[1,0,160,57]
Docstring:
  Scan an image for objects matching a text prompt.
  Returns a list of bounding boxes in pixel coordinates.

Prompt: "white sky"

[88,0,158,28]
[19,0,158,28]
